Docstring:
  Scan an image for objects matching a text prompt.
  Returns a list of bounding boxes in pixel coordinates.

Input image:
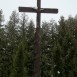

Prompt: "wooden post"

[34,0,41,77]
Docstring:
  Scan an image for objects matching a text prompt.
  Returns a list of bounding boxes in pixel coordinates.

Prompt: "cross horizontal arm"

[19,7,36,13]
[40,8,58,13]
[19,7,58,14]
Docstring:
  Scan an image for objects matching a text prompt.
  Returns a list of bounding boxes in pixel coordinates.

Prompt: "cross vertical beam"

[34,0,41,77]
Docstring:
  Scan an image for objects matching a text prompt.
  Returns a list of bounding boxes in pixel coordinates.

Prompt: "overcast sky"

[0,0,77,24]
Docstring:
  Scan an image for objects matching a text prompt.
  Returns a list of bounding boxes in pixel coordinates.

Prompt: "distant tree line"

[0,9,77,77]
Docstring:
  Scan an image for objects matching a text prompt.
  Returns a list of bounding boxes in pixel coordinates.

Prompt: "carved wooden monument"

[18,0,58,77]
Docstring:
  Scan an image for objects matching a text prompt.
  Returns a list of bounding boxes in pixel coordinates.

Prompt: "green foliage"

[10,42,27,77]
[0,9,4,26]
[0,10,77,77]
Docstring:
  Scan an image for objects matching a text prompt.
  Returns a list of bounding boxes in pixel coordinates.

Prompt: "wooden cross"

[18,0,58,77]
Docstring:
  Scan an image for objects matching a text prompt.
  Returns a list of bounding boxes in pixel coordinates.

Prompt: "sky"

[0,0,77,24]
